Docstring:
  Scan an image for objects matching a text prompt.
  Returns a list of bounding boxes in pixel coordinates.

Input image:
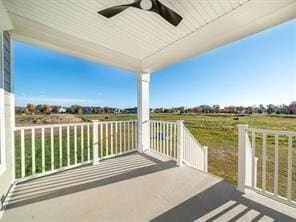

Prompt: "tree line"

[16,101,296,115]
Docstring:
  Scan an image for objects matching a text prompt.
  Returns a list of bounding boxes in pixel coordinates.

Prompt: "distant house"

[114,109,122,114]
[83,107,93,114]
[125,107,137,114]
[58,107,67,113]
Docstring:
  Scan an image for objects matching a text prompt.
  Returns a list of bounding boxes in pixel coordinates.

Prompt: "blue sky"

[14,19,296,108]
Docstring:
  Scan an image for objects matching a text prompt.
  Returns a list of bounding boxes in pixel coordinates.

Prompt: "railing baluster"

[31,128,36,175]
[157,122,160,152]
[21,129,25,178]
[151,122,154,150]
[74,125,77,164]
[41,128,45,173]
[166,123,169,155]
[124,122,126,152]
[251,130,256,188]
[87,124,90,161]
[119,122,122,153]
[154,122,156,151]
[174,124,177,159]
[287,135,292,201]
[50,127,54,171]
[150,122,153,149]
[59,126,62,168]
[152,122,155,151]
[163,123,166,155]
[163,123,165,154]
[163,123,166,154]
[161,123,164,154]
[100,123,103,158]
[274,133,279,195]
[105,123,108,156]
[262,131,267,192]
[170,123,173,157]
[111,123,113,155]
[127,122,130,150]
[81,125,84,163]
[156,122,159,152]
[67,126,70,166]
[131,121,134,149]
[135,121,138,150]
[115,122,118,154]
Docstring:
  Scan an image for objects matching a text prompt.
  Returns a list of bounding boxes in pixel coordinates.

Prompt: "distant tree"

[35,104,43,113]
[276,104,288,114]
[51,106,60,113]
[267,104,276,114]
[26,103,36,113]
[77,107,83,114]
[70,105,82,114]
[288,101,296,114]
[223,106,236,113]
[179,107,185,114]
[247,106,256,114]
[237,106,244,114]
[257,104,266,114]
[213,105,220,113]
[42,104,52,114]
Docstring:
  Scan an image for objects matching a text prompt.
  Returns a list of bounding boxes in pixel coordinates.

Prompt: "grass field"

[15,113,296,199]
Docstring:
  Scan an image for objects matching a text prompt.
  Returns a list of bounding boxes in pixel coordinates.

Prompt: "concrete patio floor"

[1,152,295,222]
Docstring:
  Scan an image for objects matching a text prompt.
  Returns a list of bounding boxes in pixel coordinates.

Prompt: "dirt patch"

[16,114,84,126]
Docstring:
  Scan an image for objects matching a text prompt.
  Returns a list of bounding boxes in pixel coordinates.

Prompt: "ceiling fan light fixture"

[140,0,152,11]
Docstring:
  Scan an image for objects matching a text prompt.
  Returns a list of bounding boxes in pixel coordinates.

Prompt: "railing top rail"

[15,122,92,130]
[247,128,296,136]
[97,120,137,124]
[150,120,177,124]
[14,120,137,130]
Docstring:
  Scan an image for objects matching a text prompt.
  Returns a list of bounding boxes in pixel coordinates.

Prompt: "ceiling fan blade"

[98,1,140,18]
[151,0,182,26]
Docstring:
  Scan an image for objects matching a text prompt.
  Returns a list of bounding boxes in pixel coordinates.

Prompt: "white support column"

[92,120,99,165]
[137,73,150,153]
[177,120,184,166]
[237,124,253,193]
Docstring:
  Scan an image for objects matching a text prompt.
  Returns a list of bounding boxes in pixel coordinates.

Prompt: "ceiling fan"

[98,0,183,27]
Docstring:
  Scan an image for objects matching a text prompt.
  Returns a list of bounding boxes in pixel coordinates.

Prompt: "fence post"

[92,120,99,165]
[177,120,184,166]
[237,124,251,193]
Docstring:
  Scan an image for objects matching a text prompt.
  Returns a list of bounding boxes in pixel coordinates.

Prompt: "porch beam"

[137,73,150,153]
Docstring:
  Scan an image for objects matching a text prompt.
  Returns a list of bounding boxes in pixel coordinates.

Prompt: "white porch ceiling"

[2,0,296,73]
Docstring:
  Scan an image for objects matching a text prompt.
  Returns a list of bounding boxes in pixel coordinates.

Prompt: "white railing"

[237,124,296,207]
[14,122,92,182]
[14,119,208,182]
[14,120,137,182]
[149,120,208,172]
[183,127,208,172]
[150,120,178,160]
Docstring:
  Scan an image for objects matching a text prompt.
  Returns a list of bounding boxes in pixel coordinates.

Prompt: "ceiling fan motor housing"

[140,0,153,10]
